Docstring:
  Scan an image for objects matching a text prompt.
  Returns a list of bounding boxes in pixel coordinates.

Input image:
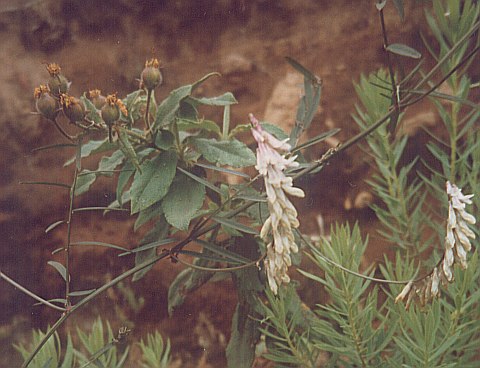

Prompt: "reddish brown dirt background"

[0,1,449,366]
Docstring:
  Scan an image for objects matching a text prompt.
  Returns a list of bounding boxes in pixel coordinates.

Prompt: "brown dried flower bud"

[60,94,85,123]
[34,85,58,121]
[89,89,106,110]
[101,94,121,125]
[141,58,163,90]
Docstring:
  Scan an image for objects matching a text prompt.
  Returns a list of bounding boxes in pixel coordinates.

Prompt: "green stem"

[64,166,78,308]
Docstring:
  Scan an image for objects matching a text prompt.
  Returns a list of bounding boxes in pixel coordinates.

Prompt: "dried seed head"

[89,89,107,110]
[60,94,85,123]
[101,94,121,125]
[141,58,163,90]
[34,85,58,121]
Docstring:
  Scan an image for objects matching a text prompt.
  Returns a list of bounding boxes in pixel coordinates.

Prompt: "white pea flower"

[395,182,476,307]
[442,181,476,281]
[250,113,304,294]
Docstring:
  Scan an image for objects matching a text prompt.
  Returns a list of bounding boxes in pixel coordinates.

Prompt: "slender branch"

[1,271,66,312]
[379,7,399,107]
[170,253,265,272]
[50,118,76,142]
[144,89,152,133]
[64,166,78,308]
[400,44,480,109]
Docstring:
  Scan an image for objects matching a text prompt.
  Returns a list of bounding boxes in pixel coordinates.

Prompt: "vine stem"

[0,271,66,312]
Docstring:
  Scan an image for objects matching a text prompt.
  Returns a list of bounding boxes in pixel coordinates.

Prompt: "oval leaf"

[162,173,206,231]
[130,150,178,214]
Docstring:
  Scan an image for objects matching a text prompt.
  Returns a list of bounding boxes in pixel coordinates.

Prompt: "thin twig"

[170,253,265,272]
[0,271,66,312]
[379,7,399,108]
[50,118,76,142]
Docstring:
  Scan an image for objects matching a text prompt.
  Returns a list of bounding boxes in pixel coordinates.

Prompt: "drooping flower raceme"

[440,181,476,280]
[396,181,476,307]
[250,113,305,294]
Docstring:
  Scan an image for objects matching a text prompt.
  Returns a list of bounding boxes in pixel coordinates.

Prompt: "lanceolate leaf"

[47,261,68,282]
[192,138,256,168]
[212,216,258,235]
[386,43,422,59]
[162,173,205,231]
[130,150,177,214]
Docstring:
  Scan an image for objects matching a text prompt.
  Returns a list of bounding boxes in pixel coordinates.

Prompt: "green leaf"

[261,122,289,140]
[75,170,97,196]
[167,251,215,316]
[226,304,259,368]
[376,0,387,11]
[64,139,115,166]
[154,130,175,150]
[176,118,221,135]
[212,216,258,235]
[162,173,205,231]
[134,201,164,232]
[132,216,170,281]
[130,150,178,214]
[47,261,68,282]
[117,161,134,206]
[68,289,95,297]
[194,162,251,179]
[188,92,238,106]
[81,95,103,124]
[117,128,141,172]
[386,43,422,59]
[45,220,65,234]
[153,85,192,130]
[192,138,256,168]
[392,0,405,20]
[98,150,125,175]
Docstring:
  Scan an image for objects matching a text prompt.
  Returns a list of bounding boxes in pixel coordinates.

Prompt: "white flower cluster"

[442,181,476,280]
[396,181,476,307]
[250,113,305,294]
